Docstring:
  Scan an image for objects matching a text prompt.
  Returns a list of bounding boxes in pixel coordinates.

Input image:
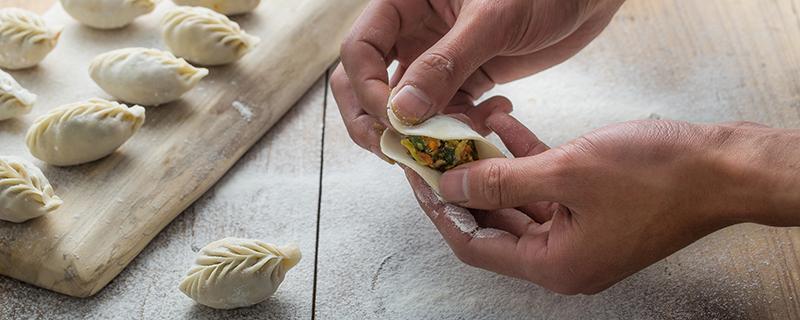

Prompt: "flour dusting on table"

[232,101,254,122]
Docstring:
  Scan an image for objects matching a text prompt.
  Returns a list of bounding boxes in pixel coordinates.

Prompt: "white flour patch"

[443,205,478,235]
[474,228,505,239]
[412,187,440,218]
[232,100,254,122]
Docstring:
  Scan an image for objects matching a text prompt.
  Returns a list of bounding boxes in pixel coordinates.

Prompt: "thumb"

[439,155,562,210]
[390,13,503,124]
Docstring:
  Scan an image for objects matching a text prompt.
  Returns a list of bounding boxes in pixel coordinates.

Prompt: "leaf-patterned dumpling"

[171,0,261,15]
[0,156,62,223]
[179,238,302,309]
[0,69,36,120]
[26,98,146,166]
[161,6,260,66]
[61,0,157,29]
[0,8,62,70]
[89,47,208,106]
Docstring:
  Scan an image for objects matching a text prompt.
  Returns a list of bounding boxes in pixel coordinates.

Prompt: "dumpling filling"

[400,135,478,172]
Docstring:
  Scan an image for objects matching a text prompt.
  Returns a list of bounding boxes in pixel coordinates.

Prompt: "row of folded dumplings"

[1,0,302,311]
[0,1,261,219]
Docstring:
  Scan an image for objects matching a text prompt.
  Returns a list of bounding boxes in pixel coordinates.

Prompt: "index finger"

[404,167,527,279]
[340,0,429,119]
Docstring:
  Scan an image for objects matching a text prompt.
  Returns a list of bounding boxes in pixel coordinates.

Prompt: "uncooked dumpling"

[161,6,260,66]
[179,237,301,309]
[171,0,261,15]
[0,8,62,70]
[89,47,208,106]
[0,69,36,120]
[380,95,506,194]
[26,98,146,166]
[0,156,62,223]
[61,0,157,29]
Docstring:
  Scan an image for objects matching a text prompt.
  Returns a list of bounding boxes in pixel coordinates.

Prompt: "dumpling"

[171,0,261,15]
[26,98,146,166]
[60,0,157,29]
[0,69,36,120]
[380,96,506,194]
[0,8,62,70]
[0,156,62,223]
[179,237,301,309]
[161,6,260,66]
[89,47,208,106]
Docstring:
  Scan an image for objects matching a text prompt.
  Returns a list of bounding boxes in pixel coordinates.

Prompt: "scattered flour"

[232,101,254,122]
[474,228,505,239]
[442,205,478,235]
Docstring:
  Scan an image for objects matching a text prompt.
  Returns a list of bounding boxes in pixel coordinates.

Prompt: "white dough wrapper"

[60,0,157,29]
[179,237,302,310]
[26,98,146,166]
[171,0,261,15]
[0,156,62,223]
[381,102,506,194]
[89,47,209,106]
[0,69,36,120]
[161,6,260,66]
[0,8,62,70]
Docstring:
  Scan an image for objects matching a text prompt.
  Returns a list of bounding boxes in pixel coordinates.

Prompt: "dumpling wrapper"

[380,101,506,194]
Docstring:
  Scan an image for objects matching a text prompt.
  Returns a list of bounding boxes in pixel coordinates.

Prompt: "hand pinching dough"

[380,96,506,194]
[0,70,36,120]
[26,98,146,166]
[171,0,261,15]
[89,48,208,106]
[179,238,301,309]
[0,156,62,223]
[161,6,260,66]
[60,0,157,29]
[0,8,61,70]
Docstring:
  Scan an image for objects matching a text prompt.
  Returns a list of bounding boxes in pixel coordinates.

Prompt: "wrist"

[706,124,800,227]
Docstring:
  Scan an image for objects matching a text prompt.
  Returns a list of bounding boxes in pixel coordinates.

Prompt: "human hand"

[332,0,625,158]
[407,112,800,294]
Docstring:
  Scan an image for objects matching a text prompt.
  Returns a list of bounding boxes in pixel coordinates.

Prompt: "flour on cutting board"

[232,101,254,122]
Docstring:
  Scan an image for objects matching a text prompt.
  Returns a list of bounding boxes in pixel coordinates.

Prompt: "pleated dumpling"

[0,156,62,223]
[89,47,208,106]
[171,0,261,15]
[179,238,301,309]
[381,95,506,194]
[0,8,62,70]
[60,0,157,29]
[26,98,146,166]
[0,70,36,120]
[161,6,260,66]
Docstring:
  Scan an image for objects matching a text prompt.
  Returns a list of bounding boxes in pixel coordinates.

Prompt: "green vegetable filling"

[400,135,479,172]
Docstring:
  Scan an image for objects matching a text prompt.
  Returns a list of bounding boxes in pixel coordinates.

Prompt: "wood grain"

[317,0,800,319]
[0,0,368,298]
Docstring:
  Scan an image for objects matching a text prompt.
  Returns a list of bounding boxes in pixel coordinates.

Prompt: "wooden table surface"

[2,0,800,319]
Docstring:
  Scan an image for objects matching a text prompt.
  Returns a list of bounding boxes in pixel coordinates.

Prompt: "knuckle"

[477,161,509,207]
[417,51,457,81]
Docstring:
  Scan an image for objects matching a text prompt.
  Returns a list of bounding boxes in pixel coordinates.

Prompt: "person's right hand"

[331,0,626,159]
[406,111,800,294]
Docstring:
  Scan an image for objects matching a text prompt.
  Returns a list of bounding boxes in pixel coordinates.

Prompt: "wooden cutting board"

[0,0,367,297]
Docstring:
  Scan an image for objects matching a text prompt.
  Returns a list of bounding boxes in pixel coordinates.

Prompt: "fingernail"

[391,85,432,124]
[440,168,468,203]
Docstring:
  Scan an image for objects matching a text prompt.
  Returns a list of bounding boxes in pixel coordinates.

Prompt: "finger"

[439,155,563,210]
[331,65,391,161]
[486,111,549,157]
[443,96,513,136]
[340,0,408,119]
[404,168,526,278]
[482,9,618,83]
[389,11,505,125]
[473,208,539,238]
